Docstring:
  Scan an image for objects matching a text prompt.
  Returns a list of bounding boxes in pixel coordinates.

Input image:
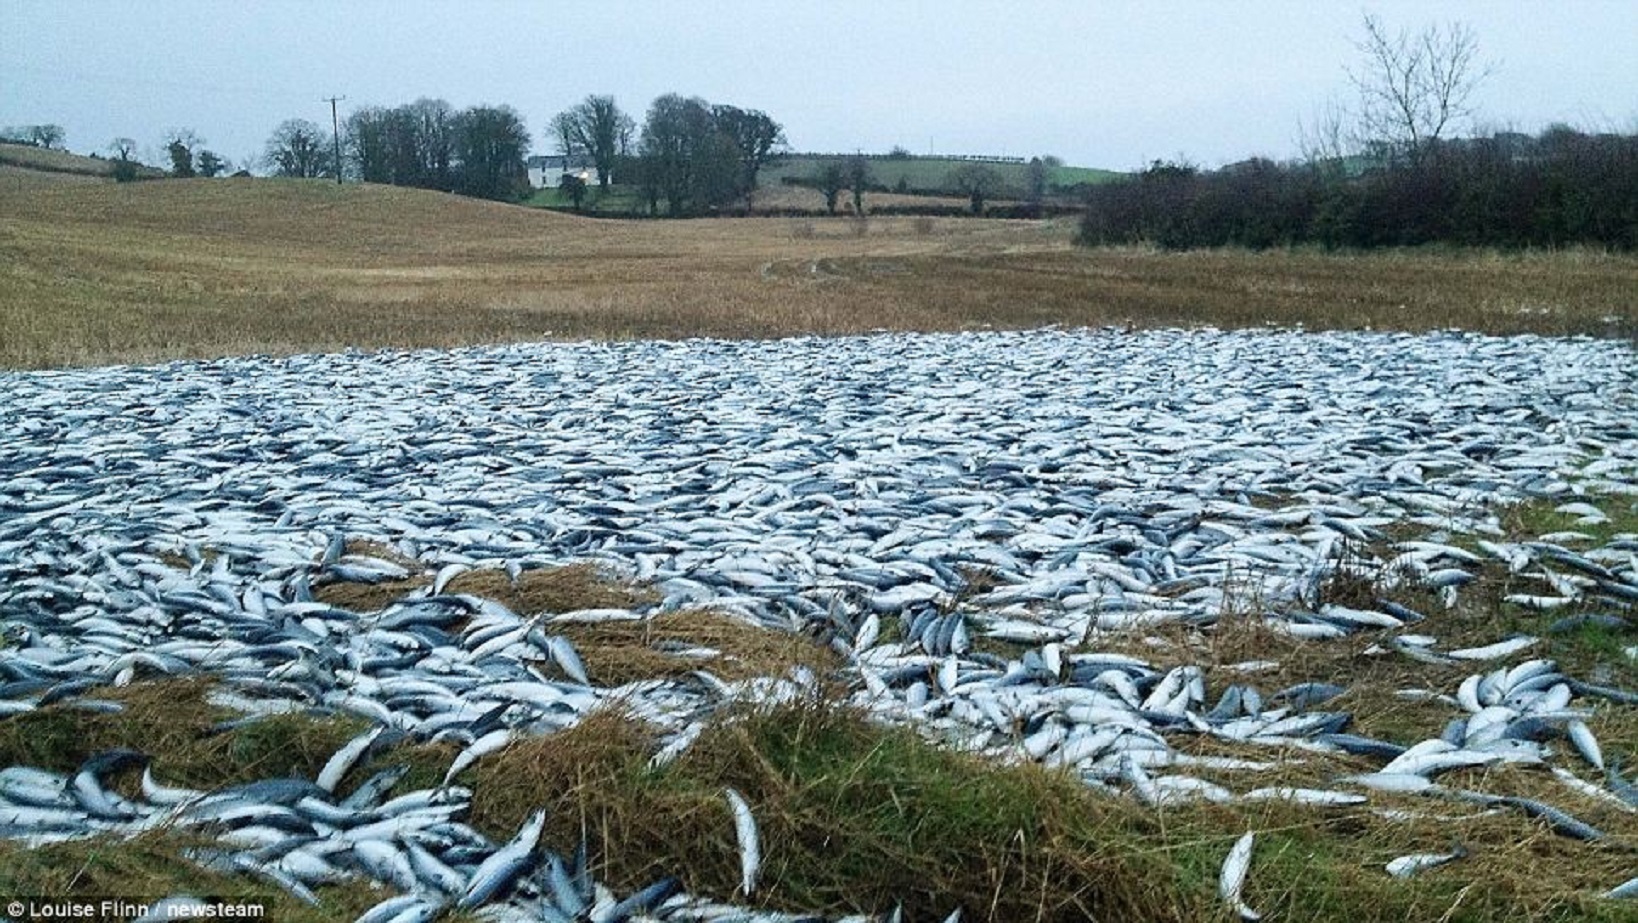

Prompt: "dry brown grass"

[558,608,840,685]
[2,178,1633,369]
[0,141,164,178]
[444,562,657,614]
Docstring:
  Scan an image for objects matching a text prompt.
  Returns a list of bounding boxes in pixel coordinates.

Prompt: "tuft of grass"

[312,575,429,611]
[471,701,1177,922]
[557,608,839,685]
[1500,494,1638,547]
[0,678,373,792]
[445,563,658,615]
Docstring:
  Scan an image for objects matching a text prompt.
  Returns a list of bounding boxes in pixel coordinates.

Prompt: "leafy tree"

[409,98,457,189]
[638,94,726,215]
[166,140,195,177]
[845,155,871,215]
[711,104,785,208]
[949,163,1005,214]
[452,104,530,200]
[264,119,333,178]
[337,98,467,189]
[164,130,199,178]
[619,152,660,215]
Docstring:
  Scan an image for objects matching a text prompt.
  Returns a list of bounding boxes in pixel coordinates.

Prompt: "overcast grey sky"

[3,1,1634,172]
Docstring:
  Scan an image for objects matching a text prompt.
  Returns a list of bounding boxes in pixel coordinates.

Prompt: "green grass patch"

[524,184,646,213]
[461,699,1638,922]
[1501,494,1638,546]
[762,155,1124,198]
[471,702,1178,921]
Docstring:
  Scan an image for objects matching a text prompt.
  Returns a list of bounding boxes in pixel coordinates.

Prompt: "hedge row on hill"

[1079,128,1638,251]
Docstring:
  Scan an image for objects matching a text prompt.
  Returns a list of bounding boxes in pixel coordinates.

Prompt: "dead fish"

[1218,831,1261,921]
[724,787,761,897]
[1386,845,1468,878]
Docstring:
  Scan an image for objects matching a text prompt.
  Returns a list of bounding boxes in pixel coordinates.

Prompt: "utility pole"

[324,95,346,184]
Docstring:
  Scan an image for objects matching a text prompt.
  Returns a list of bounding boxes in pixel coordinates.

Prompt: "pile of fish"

[2,327,1635,917]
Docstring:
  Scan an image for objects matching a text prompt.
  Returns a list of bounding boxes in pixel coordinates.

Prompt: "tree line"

[1078,128,1638,252]
[257,93,785,213]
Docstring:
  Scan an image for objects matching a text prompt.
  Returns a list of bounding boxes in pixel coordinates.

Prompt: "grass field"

[1,177,1633,370]
[0,141,166,180]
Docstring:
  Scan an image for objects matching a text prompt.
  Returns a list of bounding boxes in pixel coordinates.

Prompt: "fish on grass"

[725,787,761,897]
[1218,830,1261,921]
[1386,844,1468,878]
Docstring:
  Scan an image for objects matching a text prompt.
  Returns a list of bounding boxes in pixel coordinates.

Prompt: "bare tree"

[1347,14,1492,161]
[29,124,65,149]
[1025,156,1049,204]
[551,95,635,189]
[264,119,333,178]
[105,137,141,181]
[548,111,581,157]
[949,163,1005,214]
[1297,95,1352,168]
[814,160,847,215]
[196,150,227,177]
[845,155,871,215]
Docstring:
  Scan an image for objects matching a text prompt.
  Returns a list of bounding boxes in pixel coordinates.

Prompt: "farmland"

[1,177,1633,370]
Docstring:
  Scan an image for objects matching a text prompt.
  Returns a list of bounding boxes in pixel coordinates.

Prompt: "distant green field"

[525,184,645,212]
[761,154,1125,196]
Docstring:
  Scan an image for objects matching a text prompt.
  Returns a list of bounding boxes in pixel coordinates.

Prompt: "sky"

[2,1,1634,172]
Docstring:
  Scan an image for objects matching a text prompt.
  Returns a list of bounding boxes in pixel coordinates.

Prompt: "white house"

[526,154,598,189]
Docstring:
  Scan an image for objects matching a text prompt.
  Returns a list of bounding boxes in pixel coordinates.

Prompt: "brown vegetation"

[1,178,1633,369]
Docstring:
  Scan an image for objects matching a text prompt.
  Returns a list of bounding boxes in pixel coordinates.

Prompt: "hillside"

[2,176,1630,370]
[0,141,166,180]
[1,176,583,255]
[0,176,1063,368]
